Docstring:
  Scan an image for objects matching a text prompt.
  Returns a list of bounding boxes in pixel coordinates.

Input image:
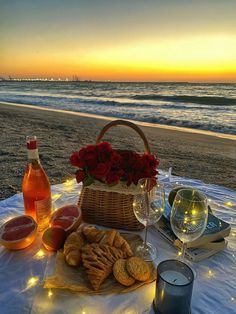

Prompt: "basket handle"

[96,120,151,153]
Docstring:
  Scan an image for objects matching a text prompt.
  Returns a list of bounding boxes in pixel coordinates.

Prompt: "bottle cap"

[26,136,38,150]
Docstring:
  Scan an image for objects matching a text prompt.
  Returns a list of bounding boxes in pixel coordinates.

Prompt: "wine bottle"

[22,136,52,230]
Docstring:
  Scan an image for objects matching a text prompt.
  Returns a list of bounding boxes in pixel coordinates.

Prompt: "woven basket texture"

[78,120,151,231]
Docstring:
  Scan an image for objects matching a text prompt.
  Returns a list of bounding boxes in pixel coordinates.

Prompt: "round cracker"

[126,257,151,282]
[113,259,136,286]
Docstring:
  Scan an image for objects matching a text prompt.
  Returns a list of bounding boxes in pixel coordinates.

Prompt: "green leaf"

[83,176,94,187]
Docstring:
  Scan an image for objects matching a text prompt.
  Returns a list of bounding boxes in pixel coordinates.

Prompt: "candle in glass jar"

[153,260,194,314]
[160,270,190,285]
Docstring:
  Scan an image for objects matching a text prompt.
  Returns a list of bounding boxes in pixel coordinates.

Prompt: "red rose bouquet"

[70,141,159,187]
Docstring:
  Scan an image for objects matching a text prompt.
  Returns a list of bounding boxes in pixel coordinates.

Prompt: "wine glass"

[170,189,208,261]
[133,178,165,261]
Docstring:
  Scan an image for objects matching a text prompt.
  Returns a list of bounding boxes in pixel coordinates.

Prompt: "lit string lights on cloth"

[26,276,39,289]
[34,249,46,260]
[63,179,75,192]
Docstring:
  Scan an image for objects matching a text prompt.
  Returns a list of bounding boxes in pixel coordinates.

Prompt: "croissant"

[82,227,133,257]
[113,232,133,257]
[99,229,117,246]
[63,231,86,266]
[82,226,106,243]
[82,243,127,290]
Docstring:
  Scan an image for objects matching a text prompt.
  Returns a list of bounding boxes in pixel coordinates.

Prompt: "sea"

[0,81,235,135]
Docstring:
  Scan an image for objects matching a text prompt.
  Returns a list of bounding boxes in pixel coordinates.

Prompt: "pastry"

[126,257,151,282]
[82,226,133,257]
[82,243,127,290]
[63,231,86,266]
[113,232,133,257]
[99,229,117,246]
[82,226,106,243]
[65,248,81,266]
[113,259,135,286]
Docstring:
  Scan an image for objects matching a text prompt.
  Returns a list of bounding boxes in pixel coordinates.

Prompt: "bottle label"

[28,148,39,160]
[35,197,52,230]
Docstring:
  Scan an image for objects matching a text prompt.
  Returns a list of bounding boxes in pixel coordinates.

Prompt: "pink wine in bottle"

[22,136,52,230]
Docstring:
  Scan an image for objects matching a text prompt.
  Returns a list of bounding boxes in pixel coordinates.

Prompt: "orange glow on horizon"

[1,34,236,82]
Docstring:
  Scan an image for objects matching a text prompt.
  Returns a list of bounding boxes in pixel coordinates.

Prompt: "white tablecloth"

[0,171,235,314]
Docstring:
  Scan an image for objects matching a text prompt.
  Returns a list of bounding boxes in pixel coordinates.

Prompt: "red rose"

[79,145,96,158]
[119,150,139,170]
[77,158,86,168]
[78,145,98,169]
[78,147,87,159]
[70,151,80,167]
[71,142,158,187]
[106,172,120,184]
[75,170,86,183]
[97,141,113,152]
[97,142,113,162]
[142,153,159,168]
[85,145,97,153]
[90,162,111,180]
[85,153,98,168]
[111,151,122,164]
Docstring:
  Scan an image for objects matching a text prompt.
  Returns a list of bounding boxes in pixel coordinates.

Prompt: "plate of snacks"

[44,226,156,294]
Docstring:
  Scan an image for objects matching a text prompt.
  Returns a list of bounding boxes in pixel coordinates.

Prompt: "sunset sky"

[1,0,236,82]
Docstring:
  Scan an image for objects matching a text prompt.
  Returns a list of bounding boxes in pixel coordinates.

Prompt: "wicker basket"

[78,119,152,231]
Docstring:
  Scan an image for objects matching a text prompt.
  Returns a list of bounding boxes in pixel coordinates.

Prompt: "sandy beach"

[0,102,235,200]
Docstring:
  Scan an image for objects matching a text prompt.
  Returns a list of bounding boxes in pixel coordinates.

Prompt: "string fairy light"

[64,179,74,187]
[206,269,215,279]
[124,310,138,314]
[52,193,62,200]
[27,276,39,288]
[64,179,75,192]
[34,249,46,260]
[48,289,53,298]
[230,296,235,301]
[224,201,233,207]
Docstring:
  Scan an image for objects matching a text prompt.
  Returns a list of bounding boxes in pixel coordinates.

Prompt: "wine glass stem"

[144,224,148,249]
[181,242,187,260]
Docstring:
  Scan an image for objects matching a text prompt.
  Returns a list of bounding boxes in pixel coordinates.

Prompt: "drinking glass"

[170,189,208,260]
[133,178,165,261]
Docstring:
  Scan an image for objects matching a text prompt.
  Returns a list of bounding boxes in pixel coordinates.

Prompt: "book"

[162,204,231,248]
[154,207,231,262]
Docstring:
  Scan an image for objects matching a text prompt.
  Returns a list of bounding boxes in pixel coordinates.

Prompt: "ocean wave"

[0,93,230,112]
[131,94,236,106]
[0,81,235,136]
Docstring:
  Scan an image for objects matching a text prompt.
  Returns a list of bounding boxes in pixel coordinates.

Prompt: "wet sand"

[0,102,235,200]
